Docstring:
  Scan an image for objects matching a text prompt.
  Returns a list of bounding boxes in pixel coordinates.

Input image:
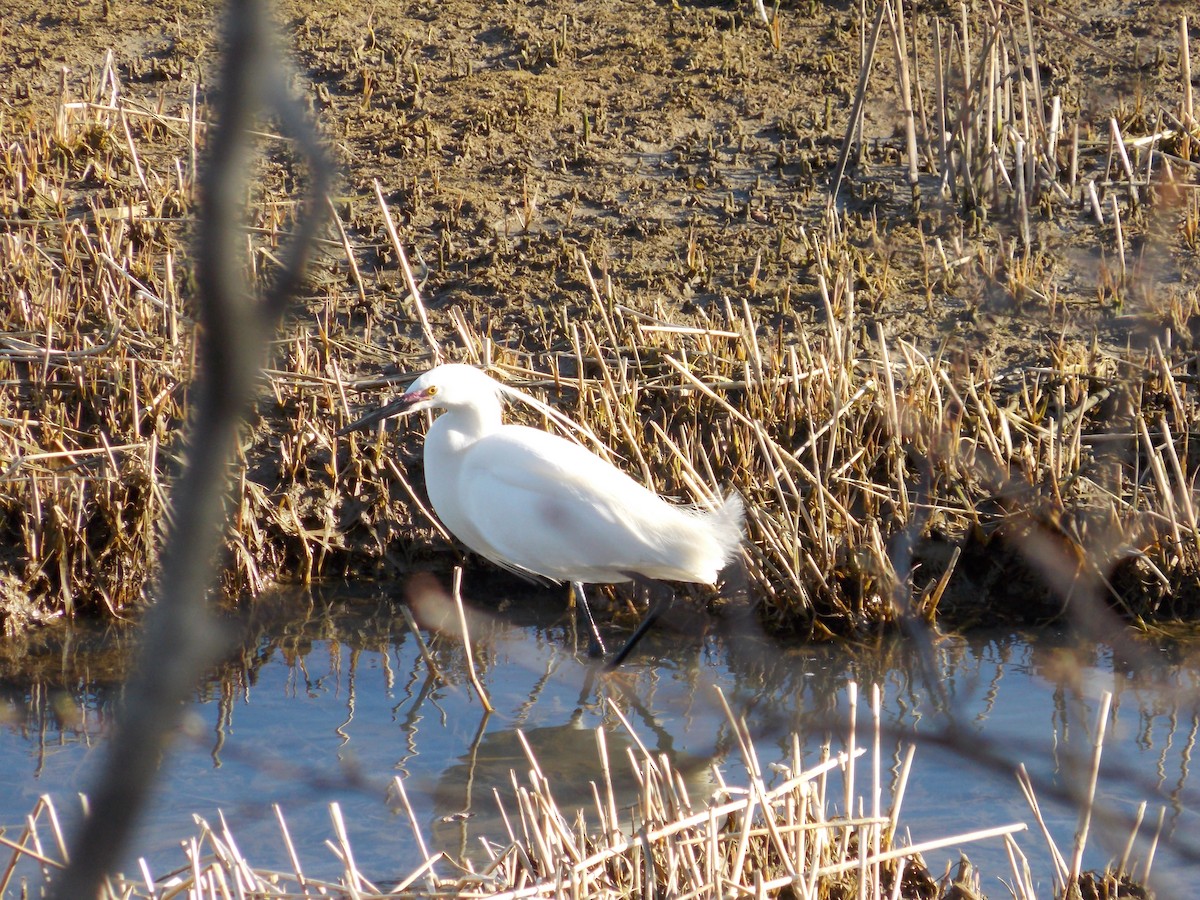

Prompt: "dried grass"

[0,60,190,624]
[3,5,1200,638]
[1,681,1152,899]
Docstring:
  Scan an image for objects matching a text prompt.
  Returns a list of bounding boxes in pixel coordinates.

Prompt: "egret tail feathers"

[708,490,745,570]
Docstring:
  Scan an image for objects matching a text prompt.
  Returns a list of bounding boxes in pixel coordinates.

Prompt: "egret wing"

[456,426,668,582]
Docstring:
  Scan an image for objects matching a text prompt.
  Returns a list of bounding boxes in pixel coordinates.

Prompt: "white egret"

[339,363,744,665]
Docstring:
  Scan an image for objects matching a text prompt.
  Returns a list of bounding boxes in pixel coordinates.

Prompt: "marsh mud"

[3,0,1200,633]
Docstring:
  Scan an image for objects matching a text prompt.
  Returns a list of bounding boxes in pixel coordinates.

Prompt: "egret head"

[338,364,501,435]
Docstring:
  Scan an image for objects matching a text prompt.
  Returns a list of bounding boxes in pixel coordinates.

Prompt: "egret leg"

[606,576,674,669]
[573,581,606,658]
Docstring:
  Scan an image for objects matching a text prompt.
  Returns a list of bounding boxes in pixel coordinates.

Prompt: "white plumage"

[341,363,744,661]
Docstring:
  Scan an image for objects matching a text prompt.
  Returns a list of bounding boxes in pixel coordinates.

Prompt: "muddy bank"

[3,0,1200,635]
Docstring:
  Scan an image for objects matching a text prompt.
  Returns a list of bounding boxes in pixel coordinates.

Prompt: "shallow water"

[1,579,1198,896]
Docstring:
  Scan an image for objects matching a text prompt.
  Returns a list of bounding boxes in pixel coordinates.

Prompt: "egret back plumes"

[339,363,744,661]
[445,424,744,584]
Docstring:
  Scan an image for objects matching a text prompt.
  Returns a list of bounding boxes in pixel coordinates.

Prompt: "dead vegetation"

[4,3,1196,897]
[3,1,1200,639]
[2,682,1157,899]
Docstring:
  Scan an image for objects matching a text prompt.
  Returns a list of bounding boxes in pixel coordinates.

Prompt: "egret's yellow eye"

[426,385,439,396]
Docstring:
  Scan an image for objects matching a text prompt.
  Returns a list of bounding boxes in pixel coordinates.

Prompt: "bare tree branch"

[50,1,330,896]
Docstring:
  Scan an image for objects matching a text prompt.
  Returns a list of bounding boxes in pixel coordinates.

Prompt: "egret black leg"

[606,576,674,669]
[572,581,606,658]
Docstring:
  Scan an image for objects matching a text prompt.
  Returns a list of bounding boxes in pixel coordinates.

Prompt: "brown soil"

[3,0,1200,632]
[7,0,1196,349]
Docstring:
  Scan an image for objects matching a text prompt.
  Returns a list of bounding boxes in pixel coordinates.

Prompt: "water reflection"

[1,578,1198,893]
[0,622,129,775]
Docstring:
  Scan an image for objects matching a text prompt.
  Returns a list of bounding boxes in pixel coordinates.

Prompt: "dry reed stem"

[3,681,1158,899]
[4,0,1200,643]
[1067,692,1113,888]
[372,179,441,365]
[452,567,494,713]
[1016,764,1072,892]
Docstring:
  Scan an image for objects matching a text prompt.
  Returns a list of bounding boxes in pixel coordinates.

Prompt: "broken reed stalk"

[1068,692,1114,888]
[1087,178,1105,223]
[886,0,920,191]
[402,604,449,685]
[452,566,494,713]
[373,178,442,365]
[830,0,887,204]
[327,195,369,307]
[1182,16,1195,127]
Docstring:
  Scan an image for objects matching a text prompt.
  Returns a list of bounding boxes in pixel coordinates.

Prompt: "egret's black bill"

[337,394,419,436]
